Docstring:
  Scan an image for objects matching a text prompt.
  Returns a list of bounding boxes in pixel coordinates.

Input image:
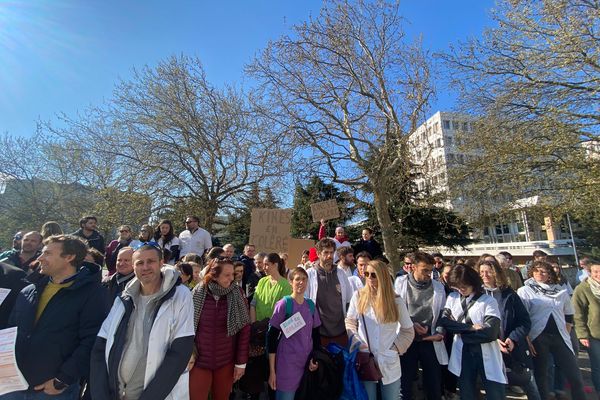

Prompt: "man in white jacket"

[90,243,194,400]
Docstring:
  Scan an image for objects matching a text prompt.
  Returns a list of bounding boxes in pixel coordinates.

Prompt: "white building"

[408,111,578,261]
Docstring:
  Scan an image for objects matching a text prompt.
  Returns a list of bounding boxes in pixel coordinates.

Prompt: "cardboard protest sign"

[249,208,292,253]
[287,238,315,267]
[310,199,340,223]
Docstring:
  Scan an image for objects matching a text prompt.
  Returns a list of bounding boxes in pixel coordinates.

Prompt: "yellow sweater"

[35,280,74,322]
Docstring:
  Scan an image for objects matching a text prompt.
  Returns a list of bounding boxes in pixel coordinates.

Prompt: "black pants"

[400,340,442,400]
[532,332,586,400]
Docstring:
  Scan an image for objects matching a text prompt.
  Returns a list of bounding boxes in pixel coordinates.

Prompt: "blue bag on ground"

[327,343,368,400]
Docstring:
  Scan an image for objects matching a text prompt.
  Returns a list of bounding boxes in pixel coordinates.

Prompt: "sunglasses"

[185,220,198,224]
[132,241,162,251]
[119,230,130,233]
[404,262,413,265]
[364,271,377,280]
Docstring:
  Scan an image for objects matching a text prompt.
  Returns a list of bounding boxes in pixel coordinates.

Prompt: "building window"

[443,120,450,129]
[436,138,442,147]
[452,121,460,130]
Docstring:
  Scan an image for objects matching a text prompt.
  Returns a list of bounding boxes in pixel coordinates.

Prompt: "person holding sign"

[345,260,415,400]
[267,267,321,400]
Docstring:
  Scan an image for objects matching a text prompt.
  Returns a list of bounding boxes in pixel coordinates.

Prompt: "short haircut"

[449,264,484,294]
[355,251,372,261]
[362,227,373,234]
[337,246,354,258]
[79,215,97,228]
[528,260,558,284]
[223,243,235,250]
[244,244,256,251]
[413,251,435,266]
[580,257,593,267]
[87,248,105,266]
[288,266,309,281]
[44,235,88,268]
[186,215,200,223]
[233,261,245,269]
[205,247,224,261]
[134,243,163,260]
[532,249,548,258]
[316,238,336,252]
[404,252,416,262]
[176,262,193,277]
[497,251,512,260]
[117,246,134,256]
[431,252,443,259]
[254,252,267,261]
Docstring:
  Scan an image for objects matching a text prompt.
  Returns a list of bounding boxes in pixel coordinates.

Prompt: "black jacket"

[8,262,107,387]
[0,262,27,329]
[352,239,383,259]
[102,272,134,311]
[498,287,532,367]
[0,249,41,273]
[72,228,106,254]
[239,255,256,291]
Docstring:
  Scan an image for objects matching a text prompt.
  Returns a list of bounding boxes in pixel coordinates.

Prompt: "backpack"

[283,295,315,319]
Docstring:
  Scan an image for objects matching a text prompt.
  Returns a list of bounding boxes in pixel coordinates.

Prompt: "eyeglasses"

[364,271,377,280]
[132,241,162,251]
[119,230,130,233]
[185,220,198,224]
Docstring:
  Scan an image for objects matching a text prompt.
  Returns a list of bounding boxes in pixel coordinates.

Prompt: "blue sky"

[0,0,494,138]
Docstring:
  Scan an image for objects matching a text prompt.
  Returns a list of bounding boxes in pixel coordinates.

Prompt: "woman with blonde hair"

[345,260,414,400]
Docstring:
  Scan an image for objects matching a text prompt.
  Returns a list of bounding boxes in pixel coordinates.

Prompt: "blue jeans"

[0,384,80,400]
[522,371,542,400]
[458,344,505,400]
[275,390,295,400]
[587,337,600,392]
[363,378,401,400]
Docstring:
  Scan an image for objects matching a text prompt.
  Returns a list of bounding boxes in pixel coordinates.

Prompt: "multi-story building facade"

[408,111,578,261]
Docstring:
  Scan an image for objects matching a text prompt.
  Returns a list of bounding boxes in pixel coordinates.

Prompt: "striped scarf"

[192,280,250,337]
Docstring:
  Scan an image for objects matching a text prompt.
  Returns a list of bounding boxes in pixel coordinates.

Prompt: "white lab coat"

[445,292,507,384]
[394,275,449,365]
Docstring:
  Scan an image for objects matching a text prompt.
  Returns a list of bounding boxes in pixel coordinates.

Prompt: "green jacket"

[573,280,600,340]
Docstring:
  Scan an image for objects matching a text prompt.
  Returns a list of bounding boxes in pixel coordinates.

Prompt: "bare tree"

[248,0,434,267]
[443,0,600,226]
[49,55,292,231]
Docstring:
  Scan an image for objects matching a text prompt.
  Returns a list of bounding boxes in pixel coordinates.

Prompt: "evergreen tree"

[223,182,279,253]
[290,176,354,239]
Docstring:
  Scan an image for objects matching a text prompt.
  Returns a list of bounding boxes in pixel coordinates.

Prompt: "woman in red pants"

[189,257,251,400]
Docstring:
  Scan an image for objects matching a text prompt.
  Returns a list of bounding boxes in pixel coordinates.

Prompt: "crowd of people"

[0,215,598,400]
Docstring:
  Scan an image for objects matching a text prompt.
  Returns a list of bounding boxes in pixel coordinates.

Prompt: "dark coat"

[0,249,41,273]
[239,254,255,292]
[194,288,250,370]
[352,239,383,259]
[102,272,134,311]
[499,287,532,367]
[8,262,107,387]
[0,262,27,329]
[72,228,106,254]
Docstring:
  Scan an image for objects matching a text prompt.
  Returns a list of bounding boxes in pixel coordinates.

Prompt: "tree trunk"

[372,186,401,272]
